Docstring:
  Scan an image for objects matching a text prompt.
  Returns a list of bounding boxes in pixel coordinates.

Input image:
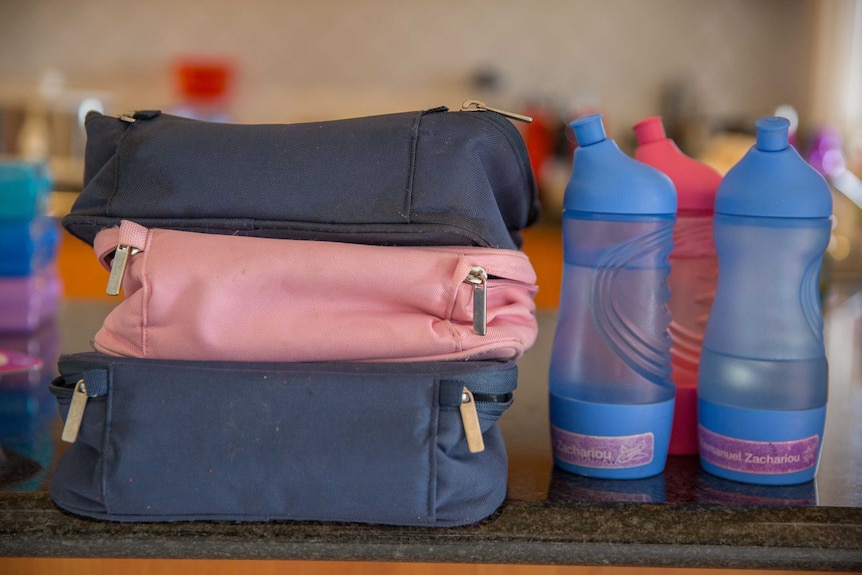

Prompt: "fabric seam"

[105,120,134,218]
[404,111,423,224]
[140,231,153,357]
[429,377,440,523]
[101,367,113,515]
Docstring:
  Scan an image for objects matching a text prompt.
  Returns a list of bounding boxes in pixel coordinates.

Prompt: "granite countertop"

[1,293,861,570]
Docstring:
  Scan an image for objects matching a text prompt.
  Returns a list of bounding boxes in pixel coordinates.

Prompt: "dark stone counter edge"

[2,493,861,570]
[2,539,861,571]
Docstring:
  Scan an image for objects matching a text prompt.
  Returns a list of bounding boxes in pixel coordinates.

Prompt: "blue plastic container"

[0,161,52,221]
[0,217,60,277]
[697,117,832,486]
[549,114,677,479]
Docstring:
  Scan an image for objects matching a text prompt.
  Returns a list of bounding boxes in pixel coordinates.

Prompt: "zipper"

[439,378,514,455]
[104,220,149,295]
[52,358,514,455]
[463,266,488,336]
[117,110,162,123]
[457,387,515,454]
[60,371,108,444]
[459,387,485,453]
[106,244,141,295]
[460,99,532,123]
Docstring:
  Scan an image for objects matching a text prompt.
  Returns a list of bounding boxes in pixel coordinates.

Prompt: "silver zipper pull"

[61,380,89,443]
[106,244,141,296]
[464,266,488,336]
[461,99,532,123]
[459,387,485,453]
[118,110,161,123]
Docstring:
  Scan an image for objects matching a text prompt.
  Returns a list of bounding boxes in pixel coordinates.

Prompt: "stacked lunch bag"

[50,102,540,526]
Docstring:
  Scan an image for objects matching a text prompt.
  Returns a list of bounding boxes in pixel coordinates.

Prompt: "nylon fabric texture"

[64,108,538,249]
[92,221,538,362]
[50,353,517,526]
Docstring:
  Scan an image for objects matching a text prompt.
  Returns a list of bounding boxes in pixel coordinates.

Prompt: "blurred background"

[1,0,862,298]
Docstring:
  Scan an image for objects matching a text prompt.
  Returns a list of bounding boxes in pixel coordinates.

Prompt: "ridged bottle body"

[666,211,718,453]
[550,213,675,478]
[697,215,830,484]
[632,116,722,455]
[697,116,832,486]
[551,213,674,400]
[668,212,717,385]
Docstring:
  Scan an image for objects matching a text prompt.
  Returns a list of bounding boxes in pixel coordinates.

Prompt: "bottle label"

[699,426,819,475]
[551,426,654,469]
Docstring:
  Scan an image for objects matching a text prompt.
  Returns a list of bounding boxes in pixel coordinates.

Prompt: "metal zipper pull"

[61,380,89,443]
[459,387,485,454]
[460,99,532,123]
[105,220,149,295]
[106,244,141,296]
[118,110,161,123]
[464,266,488,336]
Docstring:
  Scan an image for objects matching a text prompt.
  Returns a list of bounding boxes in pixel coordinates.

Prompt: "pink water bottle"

[633,117,722,455]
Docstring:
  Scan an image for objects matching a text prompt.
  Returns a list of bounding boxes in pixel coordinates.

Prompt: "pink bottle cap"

[633,117,667,146]
[632,116,722,212]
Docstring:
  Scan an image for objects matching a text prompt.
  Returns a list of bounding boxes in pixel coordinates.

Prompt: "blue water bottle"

[549,114,677,479]
[697,117,832,485]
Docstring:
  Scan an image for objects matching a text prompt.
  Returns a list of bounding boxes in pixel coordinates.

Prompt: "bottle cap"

[564,114,677,215]
[755,117,790,152]
[572,114,606,147]
[715,116,831,218]
[633,117,667,146]
[632,116,722,212]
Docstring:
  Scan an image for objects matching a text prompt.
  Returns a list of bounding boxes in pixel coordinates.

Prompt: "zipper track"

[472,391,513,404]
[51,377,515,405]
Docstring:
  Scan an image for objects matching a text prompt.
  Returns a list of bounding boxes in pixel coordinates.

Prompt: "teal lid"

[565,114,676,215]
[0,161,53,220]
[715,117,832,218]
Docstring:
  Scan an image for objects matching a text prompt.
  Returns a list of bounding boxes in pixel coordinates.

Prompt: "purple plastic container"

[0,266,61,333]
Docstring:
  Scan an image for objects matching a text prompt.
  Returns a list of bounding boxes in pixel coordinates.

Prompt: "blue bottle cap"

[572,114,607,147]
[755,117,790,152]
[715,116,831,218]
[564,114,676,215]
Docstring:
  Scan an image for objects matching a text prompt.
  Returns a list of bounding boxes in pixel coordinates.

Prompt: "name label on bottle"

[699,426,819,475]
[551,426,654,469]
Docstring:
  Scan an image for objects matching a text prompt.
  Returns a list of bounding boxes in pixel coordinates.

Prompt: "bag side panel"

[412,112,538,250]
[107,112,417,225]
[49,385,110,516]
[70,113,132,222]
[50,355,518,525]
[435,407,510,526]
[99,362,439,524]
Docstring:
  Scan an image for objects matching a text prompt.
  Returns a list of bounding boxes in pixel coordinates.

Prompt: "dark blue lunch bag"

[51,353,517,526]
[63,102,538,249]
